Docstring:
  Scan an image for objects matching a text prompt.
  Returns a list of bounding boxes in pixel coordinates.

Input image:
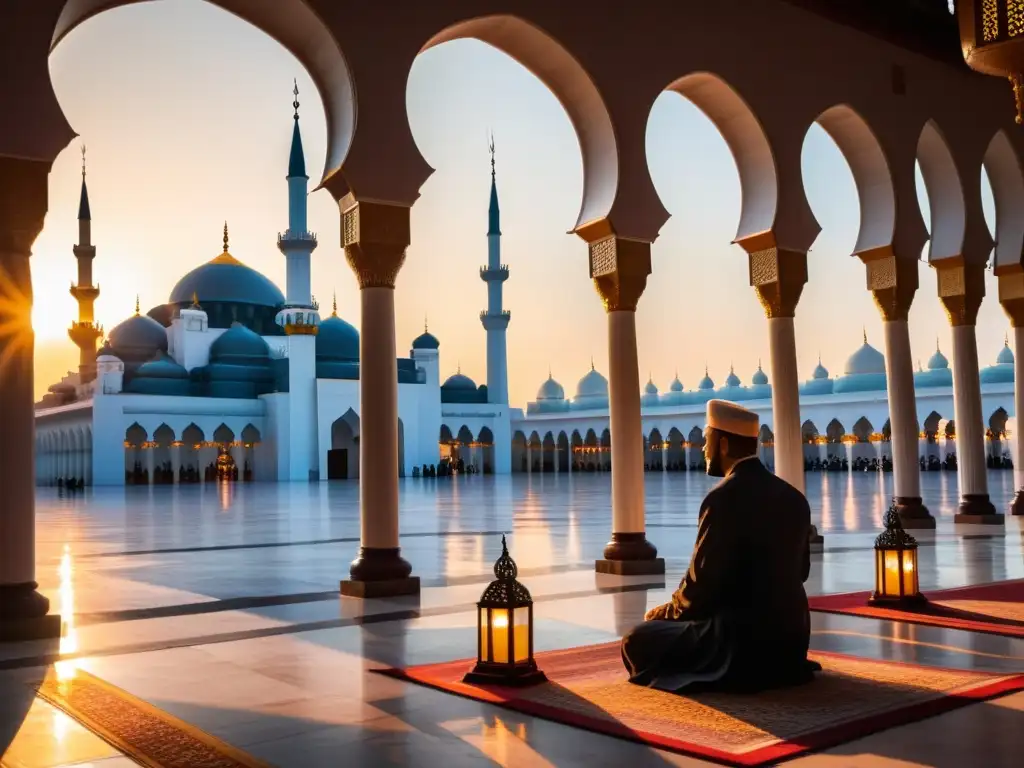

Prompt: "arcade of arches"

[3,1,1024,624]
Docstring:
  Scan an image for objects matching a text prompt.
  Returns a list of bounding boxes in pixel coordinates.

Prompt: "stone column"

[338,199,419,597]
[0,156,60,641]
[997,269,1024,514]
[864,251,934,528]
[743,242,823,546]
[589,235,663,575]
[938,260,1001,523]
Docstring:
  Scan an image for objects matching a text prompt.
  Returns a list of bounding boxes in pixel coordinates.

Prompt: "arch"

[511,429,528,473]
[51,0,355,188]
[556,431,569,473]
[125,423,147,445]
[825,418,845,443]
[801,420,819,442]
[152,423,175,446]
[665,73,776,240]
[478,426,494,444]
[813,105,895,254]
[687,426,705,448]
[759,424,774,443]
[439,424,454,444]
[240,424,261,443]
[923,410,944,439]
[916,120,966,261]
[600,428,611,447]
[648,427,664,447]
[945,419,957,439]
[584,429,598,447]
[330,409,359,480]
[512,430,527,445]
[989,407,1009,437]
[213,423,235,446]
[542,431,555,472]
[528,430,542,448]
[851,417,874,443]
[182,423,204,444]
[882,418,892,441]
[457,425,474,445]
[983,130,1024,270]
[422,15,617,231]
[181,423,204,477]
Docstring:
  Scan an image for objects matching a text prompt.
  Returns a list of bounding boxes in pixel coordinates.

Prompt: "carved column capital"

[587,235,652,312]
[0,156,50,255]
[935,258,986,327]
[340,199,411,289]
[859,248,919,321]
[743,244,807,319]
[997,267,1024,327]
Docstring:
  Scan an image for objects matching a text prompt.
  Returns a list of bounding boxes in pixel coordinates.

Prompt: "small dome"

[317,315,360,361]
[412,330,439,351]
[536,374,565,401]
[997,339,1014,366]
[210,323,271,365]
[927,342,949,370]
[669,373,684,392]
[725,366,741,388]
[751,363,768,387]
[844,332,885,376]
[134,353,189,380]
[575,364,608,399]
[644,376,659,395]
[443,372,478,391]
[812,358,829,380]
[698,368,715,391]
[108,312,168,363]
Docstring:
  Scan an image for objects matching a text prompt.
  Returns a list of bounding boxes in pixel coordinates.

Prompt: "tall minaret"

[68,145,103,383]
[479,136,510,404]
[275,81,321,482]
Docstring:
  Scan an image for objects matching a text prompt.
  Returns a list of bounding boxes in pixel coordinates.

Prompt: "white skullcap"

[706,399,759,439]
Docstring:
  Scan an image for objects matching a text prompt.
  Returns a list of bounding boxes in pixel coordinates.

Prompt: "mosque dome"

[644,377,659,395]
[443,372,478,391]
[412,329,440,351]
[997,339,1014,366]
[725,367,741,388]
[96,341,120,364]
[168,224,285,309]
[108,306,168,364]
[536,374,565,401]
[317,314,360,361]
[669,373,684,392]
[575,364,608,399]
[698,368,715,391]
[927,343,949,370]
[210,323,271,365]
[751,363,768,387]
[812,359,830,380]
[980,339,1015,385]
[843,332,886,376]
[133,353,189,380]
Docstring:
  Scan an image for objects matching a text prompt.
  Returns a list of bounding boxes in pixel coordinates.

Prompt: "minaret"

[479,136,510,404]
[277,79,318,305]
[275,81,321,482]
[68,145,103,383]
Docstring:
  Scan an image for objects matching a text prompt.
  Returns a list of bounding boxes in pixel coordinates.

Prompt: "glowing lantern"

[869,501,926,606]
[955,1,1024,123]
[463,535,546,686]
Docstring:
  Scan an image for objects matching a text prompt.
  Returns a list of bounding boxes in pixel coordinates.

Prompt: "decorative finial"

[332,291,337,317]
[493,534,518,581]
[730,362,735,374]
[458,360,462,374]
[705,363,709,376]
[936,337,940,352]
[134,295,140,316]
[191,291,200,309]
[292,78,300,121]
[863,327,868,344]
[1006,332,1010,347]
[81,144,87,178]
[424,314,429,333]
[548,364,552,379]
[758,358,762,370]
[488,131,496,179]
[590,356,595,371]
[223,221,229,253]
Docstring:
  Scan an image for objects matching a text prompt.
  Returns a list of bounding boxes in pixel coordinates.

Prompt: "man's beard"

[706,451,725,478]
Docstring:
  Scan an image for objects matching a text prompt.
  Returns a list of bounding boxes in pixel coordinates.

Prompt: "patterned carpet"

[378,642,1024,766]
[809,579,1024,638]
[35,667,270,768]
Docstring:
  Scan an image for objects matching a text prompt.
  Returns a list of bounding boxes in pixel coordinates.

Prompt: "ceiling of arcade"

[5,0,1024,266]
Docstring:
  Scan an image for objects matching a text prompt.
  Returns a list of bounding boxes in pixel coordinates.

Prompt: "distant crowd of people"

[412,457,487,477]
[124,460,253,485]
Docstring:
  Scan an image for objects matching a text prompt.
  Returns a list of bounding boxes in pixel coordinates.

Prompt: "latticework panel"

[983,0,1001,42]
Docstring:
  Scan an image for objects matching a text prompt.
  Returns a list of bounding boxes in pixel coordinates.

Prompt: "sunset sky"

[35,0,1007,406]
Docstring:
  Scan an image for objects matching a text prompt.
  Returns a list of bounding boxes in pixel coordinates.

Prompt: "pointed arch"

[983,130,1024,270]
[213,424,235,445]
[457,425,474,444]
[478,426,494,444]
[917,120,966,261]
[825,418,845,443]
[801,420,819,442]
[241,424,261,443]
[439,424,454,444]
[556,431,569,472]
[687,426,705,448]
[125,423,147,445]
[851,417,874,442]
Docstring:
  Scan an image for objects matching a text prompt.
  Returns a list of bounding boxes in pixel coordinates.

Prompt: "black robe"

[621,458,819,693]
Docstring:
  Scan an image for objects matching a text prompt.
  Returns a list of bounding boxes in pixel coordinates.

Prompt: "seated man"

[621,399,819,693]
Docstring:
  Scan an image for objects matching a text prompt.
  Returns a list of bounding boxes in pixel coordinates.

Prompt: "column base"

[954,494,1004,525]
[894,496,936,529]
[595,533,665,575]
[1010,491,1024,516]
[0,583,60,643]
[808,525,824,553]
[340,547,420,598]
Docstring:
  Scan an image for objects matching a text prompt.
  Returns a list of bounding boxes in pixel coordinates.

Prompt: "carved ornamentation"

[340,200,411,289]
[586,236,652,312]
[1009,0,1024,38]
[861,250,919,322]
[746,247,807,319]
[983,0,1000,42]
[936,259,986,326]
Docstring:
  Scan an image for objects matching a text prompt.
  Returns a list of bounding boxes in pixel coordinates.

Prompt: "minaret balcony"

[479,310,511,331]
[68,321,103,344]
[277,231,318,249]
[479,265,509,282]
[69,284,100,301]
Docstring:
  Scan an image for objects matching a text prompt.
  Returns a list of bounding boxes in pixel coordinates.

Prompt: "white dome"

[751,363,768,386]
[536,374,565,401]
[575,364,608,399]
[844,333,885,376]
[698,366,714,390]
[725,366,741,387]
[997,338,1014,366]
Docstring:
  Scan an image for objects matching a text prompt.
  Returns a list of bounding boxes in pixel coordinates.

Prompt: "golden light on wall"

[464,536,546,687]
[956,1,1024,122]
[869,501,926,607]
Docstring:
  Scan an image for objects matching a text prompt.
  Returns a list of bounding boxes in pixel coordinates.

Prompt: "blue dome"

[108,313,168,363]
[927,345,949,370]
[812,360,829,380]
[997,340,1014,366]
[698,369,715,390]
[575,366,608,399]
[725,367,741,388]
[644,377,658,395]
[412,330,439,351]
[169,244,284,308]
[210,323,271,365]
[443,372,477,391]
[751,364,768,387]
[844,336,885,376]
[669,374,684,392]
[134,353,188,379]
[537,375,565,401]
[318,315,360,361]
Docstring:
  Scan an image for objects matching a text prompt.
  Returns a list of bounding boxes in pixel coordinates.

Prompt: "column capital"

[935,258,986,327]
[859,247,919,322]
[737,233,807,319]
[997,267,1024,327]
[0,156,50,255]
[586,234,652,313]
[340,198,411,289]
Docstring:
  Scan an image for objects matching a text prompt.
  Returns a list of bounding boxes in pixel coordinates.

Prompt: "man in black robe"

[621,399,819,693]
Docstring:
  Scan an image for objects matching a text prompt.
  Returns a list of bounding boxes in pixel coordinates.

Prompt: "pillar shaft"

[339,199,419,596]
[587,233,663,575]
[998,271,1024,514]
[766,317,803,493]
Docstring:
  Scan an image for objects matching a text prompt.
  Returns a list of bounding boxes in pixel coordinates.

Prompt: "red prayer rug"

[809,579,1024,638]
[375,642,1024,766]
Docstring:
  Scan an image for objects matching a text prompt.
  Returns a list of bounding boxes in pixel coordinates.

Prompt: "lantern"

[869,501,927,606]
[956,1,1024,122]
[463,535,546,686]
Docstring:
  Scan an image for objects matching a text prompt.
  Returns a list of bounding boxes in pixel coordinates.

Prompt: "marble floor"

[2,470,1024,767]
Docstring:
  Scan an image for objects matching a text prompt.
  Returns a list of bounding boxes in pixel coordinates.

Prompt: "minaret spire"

[69,142,103,383]
[480,134,510,404]
[278,78,318,314]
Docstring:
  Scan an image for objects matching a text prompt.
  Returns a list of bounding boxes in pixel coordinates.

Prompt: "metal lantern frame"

[869,502,927,607]
[463,536,547,687]
[956,0,1024,122]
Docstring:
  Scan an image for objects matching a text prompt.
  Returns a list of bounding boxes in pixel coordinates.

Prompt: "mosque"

[32,89,1016,487]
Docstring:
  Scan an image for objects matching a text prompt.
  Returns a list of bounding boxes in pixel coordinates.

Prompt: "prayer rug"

[35,666,271,768]
[376,642,1024,766]
[809,579,1024,638]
